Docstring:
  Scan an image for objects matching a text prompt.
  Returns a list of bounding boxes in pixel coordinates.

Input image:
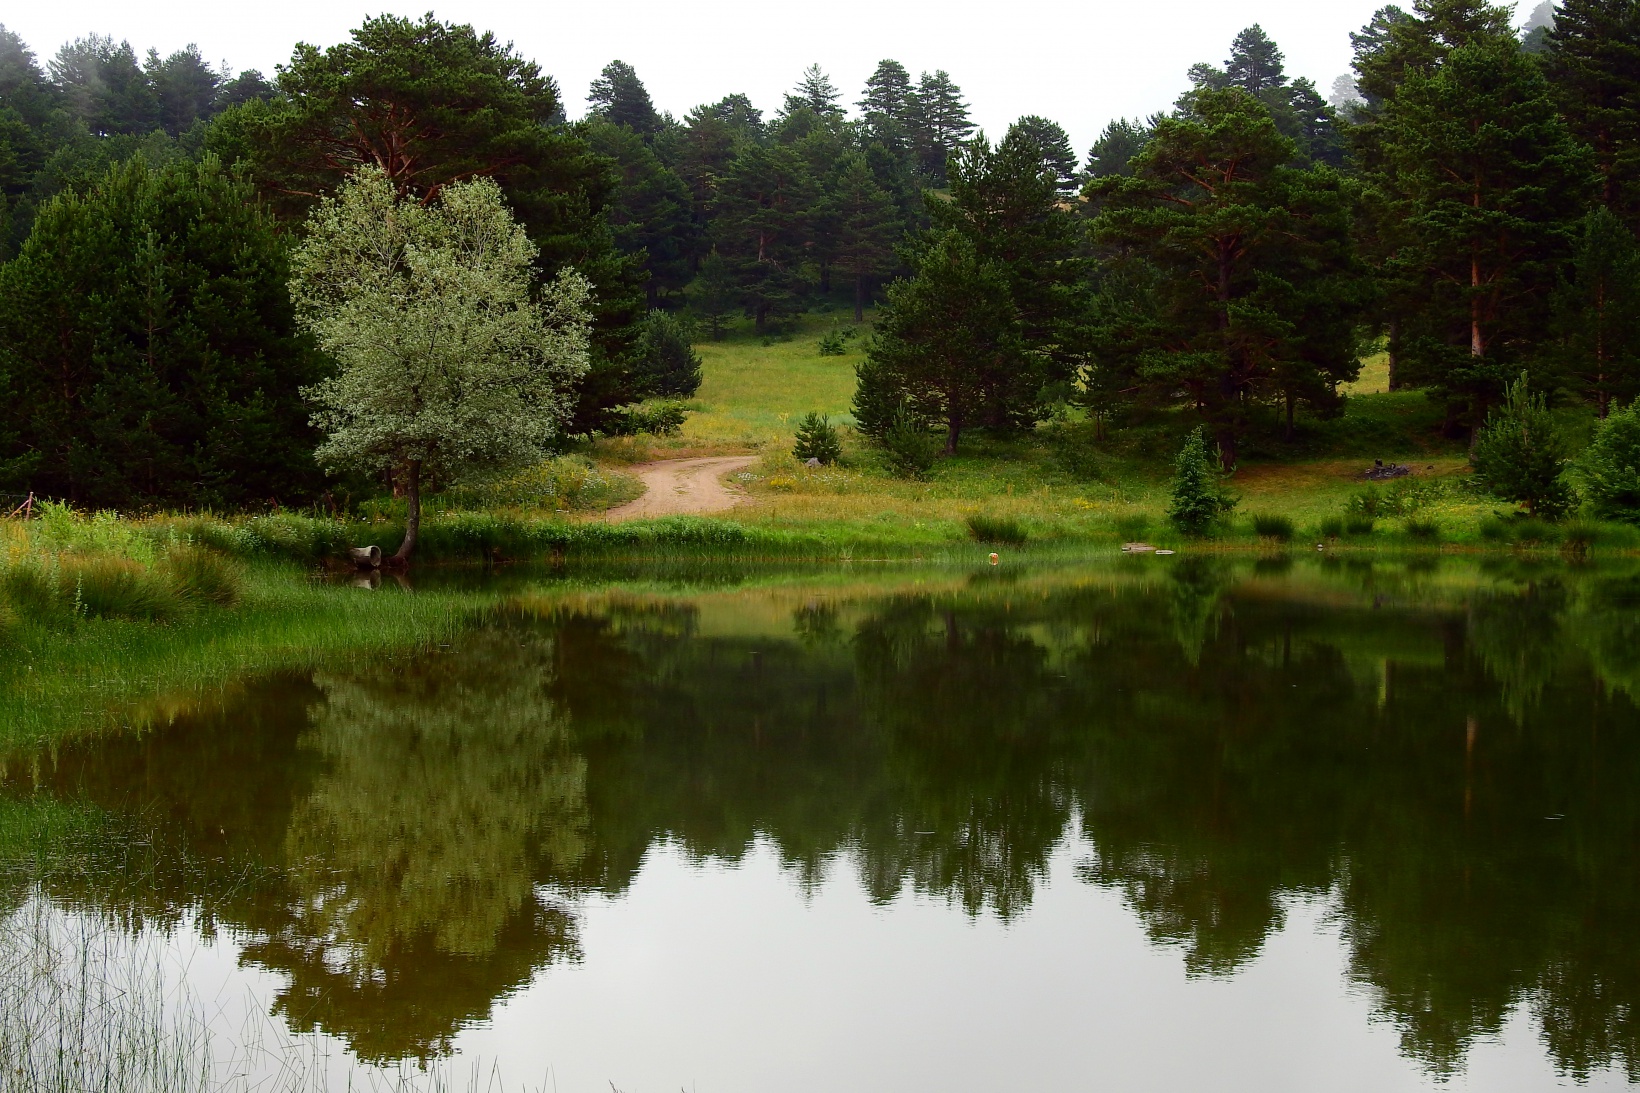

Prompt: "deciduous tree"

[290,168,590,561]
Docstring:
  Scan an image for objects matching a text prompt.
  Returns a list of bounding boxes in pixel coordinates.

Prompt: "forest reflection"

[7,559,1640,1079]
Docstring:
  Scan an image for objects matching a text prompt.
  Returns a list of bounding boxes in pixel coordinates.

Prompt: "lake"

[3,554,1638,1091]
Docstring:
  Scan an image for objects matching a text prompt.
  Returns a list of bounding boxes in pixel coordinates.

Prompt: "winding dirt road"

[605,456,759,520]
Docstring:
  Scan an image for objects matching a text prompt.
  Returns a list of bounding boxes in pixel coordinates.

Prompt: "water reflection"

[6,558,1640,1081]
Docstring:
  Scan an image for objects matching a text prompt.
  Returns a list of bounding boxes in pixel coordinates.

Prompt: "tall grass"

[0,897,545,1092]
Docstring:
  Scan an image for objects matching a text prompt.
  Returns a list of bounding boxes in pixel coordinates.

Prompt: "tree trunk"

[945,415,961,455]
[819,261,831,294]
[393,460,422,564]
[854,273,866,323]
[1284,390,1295,442]
[1215,425,1237,471]
[754,303,767,333]
[1386,318,1401,391]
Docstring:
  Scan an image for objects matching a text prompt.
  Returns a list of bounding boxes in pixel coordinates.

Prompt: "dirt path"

[605,456,760,520]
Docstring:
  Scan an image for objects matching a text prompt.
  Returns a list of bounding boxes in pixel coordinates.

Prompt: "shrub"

[1470,371,1575,519]
[967,515,1028,545]
[1561,518,1602,553]
[1168,427,1235,536]
[1509,516,1561,545]
[1575,400,1640,522]
[793,413,843,465]
[1404,518,1441,541]
[1319,516,1344,539]
[0,560,72,627]
[1344,515,1375,536]
[818,329,848,356]
[879,408,937,480]
[1250,514,1294,541]
[607,402,688,437]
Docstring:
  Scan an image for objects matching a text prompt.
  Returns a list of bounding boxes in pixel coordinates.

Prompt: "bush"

[1575,400,1640,522]
[879,409,938,480]
[967,515,1028,545]
[818,329,848,356]
[607,402,688,437]
[1168,427,1235,536]
[1561,518,1602,553]
[1470,372,1575,519]
[1250,513,1294,541]
[1405,518,1441,541]
[1479,515,1561,545]
[1319,516,1344,539]
[1344,515,1376,536]
[793,412,843,465]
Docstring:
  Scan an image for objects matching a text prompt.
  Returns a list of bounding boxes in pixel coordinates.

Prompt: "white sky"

[5,0,1534,159]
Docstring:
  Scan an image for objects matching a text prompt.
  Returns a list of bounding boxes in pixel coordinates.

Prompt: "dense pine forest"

[0,0,1637,518]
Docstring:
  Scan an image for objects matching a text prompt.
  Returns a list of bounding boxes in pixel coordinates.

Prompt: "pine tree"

[1006,115,1079,195]
[831,152,901,320]
[1086,118,1151,178]
[908,70,973,184]
[1226,25,1288,93]
[932,129,1085,402]
[0,155,325,508]
[792,412,842,465]
[859,59,916,148]
[1286,78,1347,166]
[1376,35,1594,432]
[863,229,1024,453]
[1555,207,1640,416]
[633,310,702,398]
[1168,427,1236,534]
[686,251,737,339]
[587,60,663,137]
[49,35,160,136]
[1088,89,1368,466]
[1545,0,1640,226]
[1470,372,1575,518]
[784,64,844,120]
[145,45,220,136]
[585,120,696,303]
[710,143,816,330]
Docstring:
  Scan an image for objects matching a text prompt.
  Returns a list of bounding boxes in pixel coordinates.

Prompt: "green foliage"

[156,544,244,607]
[1088,87,1368,464]
[1319,516,1345,539]
[1372,33,1594,425]
[1168,427,1237,535]
[440,457,639,513]
[966,514,1028,545]
[1470,373,1576,519]
[291,168,592,559]
[878,408,939,480]
[1554,208,1640,414]
[1250,513,1295,541]
[863,229,1027,453]
[605,403,688,437]
[0,155,325,508]
[793,413,843,465]
[817,329,849,356]
[205,13,646,433]
[1405,518,1442,540]
[1575,399,1640,522]
[632,310,703,400]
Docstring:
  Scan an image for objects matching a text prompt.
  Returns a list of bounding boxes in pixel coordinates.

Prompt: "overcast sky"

[5,0,1535,159]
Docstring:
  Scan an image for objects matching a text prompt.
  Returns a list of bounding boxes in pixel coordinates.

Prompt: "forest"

[0,0,1637,534]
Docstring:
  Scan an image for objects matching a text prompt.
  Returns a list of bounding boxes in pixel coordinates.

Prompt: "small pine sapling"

[1471,372,1575,519]
[1168,427,1236,535]
[793,412,843,465]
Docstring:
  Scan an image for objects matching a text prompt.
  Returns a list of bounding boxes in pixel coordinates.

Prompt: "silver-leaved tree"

[290,166,590,561]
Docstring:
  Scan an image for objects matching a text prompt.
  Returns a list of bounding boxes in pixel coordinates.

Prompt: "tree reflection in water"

[7,560,1640,1079]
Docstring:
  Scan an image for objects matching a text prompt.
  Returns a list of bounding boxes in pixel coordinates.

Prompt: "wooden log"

[350,545,382,569]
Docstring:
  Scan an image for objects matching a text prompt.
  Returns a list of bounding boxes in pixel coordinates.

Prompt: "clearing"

[605,456,759,520]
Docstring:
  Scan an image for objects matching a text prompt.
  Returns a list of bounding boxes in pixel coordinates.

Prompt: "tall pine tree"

[1545,0,1640,226]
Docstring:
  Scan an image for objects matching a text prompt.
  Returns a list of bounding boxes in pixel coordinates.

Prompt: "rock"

[1121,542,1157,553]
[1362,462,1412,481]
[804,457,822,468]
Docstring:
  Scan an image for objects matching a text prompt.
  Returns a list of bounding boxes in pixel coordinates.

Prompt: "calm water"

[5,556,1640,1090]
